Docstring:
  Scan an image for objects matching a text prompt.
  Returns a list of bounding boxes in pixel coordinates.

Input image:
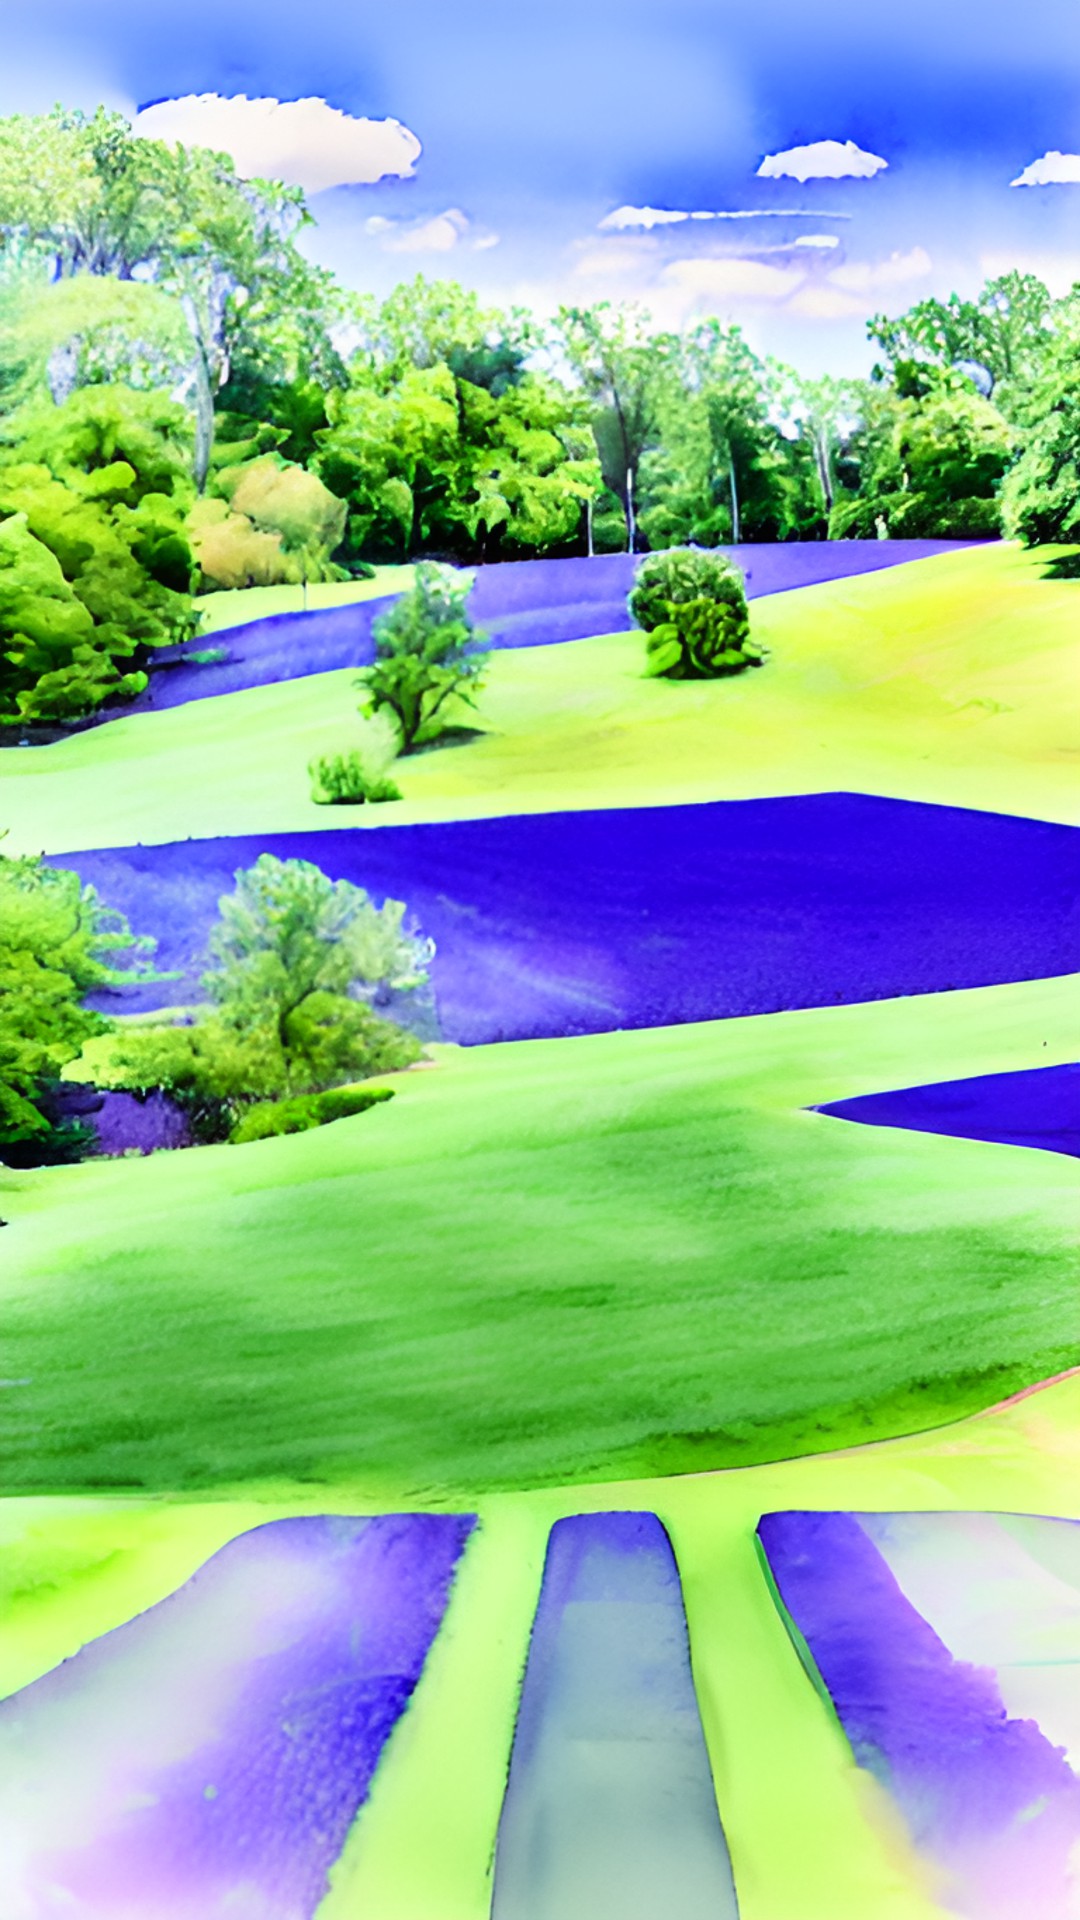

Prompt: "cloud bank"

[600,204,853,230]
[366,208,499,254]
[757,138,887,181]
[133,94,422,193]
[1011,150,1080,187]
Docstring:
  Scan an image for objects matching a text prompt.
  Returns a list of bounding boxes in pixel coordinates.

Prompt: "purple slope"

[0,1513,474,1918]
[132,540,980,712]
[492,1512,738,1920]
[58,794,1079,1043]
[816,1063,1080,1160]
[758,1510,1080,1919]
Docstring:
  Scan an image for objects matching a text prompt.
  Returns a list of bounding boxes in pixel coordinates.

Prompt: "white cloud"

[828,246,932,292]
[757,138,887,182]
[600,204,853,229]
[599,205,691,230]
[1011,150,1080,187]
[793,233,841,250]
[375,207,500,254]
[787,283,866,320]
[661,256,807,304]
[133,94,422,193]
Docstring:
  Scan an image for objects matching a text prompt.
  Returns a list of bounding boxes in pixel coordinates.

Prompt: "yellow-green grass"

[6,1364,1080,1920]
[4,543,1077,857]
[2,973,1075,1497]
[193,566,414,633]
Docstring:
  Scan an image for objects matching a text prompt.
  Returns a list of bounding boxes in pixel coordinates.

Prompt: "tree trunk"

[728,460,740,545]
[625,465,636,553]
[586,495,594,558]
[192,354,215,495]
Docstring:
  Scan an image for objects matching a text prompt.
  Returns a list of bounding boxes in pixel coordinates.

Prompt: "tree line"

[1,105,1079,726]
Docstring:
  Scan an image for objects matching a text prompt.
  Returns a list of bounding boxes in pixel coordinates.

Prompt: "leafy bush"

[100,1005,418,1143]
[309,751,402,805]
[309,712,402,805]
[628,547,764,679]
[0,386,198,722]
[191,451,349,592]
[228,1083,394,1144]
[356,560,489,751]
[0,846,157,1163]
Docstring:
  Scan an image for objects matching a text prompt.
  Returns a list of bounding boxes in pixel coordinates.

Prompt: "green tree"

[0,384,198,722]
[1000,343,1080,545]
[553,302,673,551]
[829,377,1013,539]
[203,854,433,1042]
[0,846,155,1162]
[357,561,489,750]
[868,272,1054,410]
[0,106,345,487]
[637,323,804,547]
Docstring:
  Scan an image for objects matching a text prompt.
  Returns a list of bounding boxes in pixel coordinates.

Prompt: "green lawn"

[4,543,1077,856]
[1,973,1075,1496]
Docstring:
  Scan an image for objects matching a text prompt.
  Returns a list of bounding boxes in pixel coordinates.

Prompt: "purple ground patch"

[492,1512,738,1920]
[0,1512,473,1918]
[131,540,980,713]
[816,1063,1080,1160]
[58,794,1079,1044]
[758,1510,1080,1919]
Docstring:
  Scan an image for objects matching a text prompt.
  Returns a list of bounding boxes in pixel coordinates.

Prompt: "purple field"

[0,1512,474,1918]
[759,1510,1080,1919]
[59,794,1079,1044]
[134,540,980,712]
[817,1063,1080,1159]
[492,1512,738,1920]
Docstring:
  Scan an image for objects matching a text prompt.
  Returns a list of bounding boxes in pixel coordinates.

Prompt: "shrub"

[356,561,489,751]
[309,751,402,804]
[228,1083,394,1144]
[0,848,157,1163]
[309,712,402,805]
[628,547,764,679]
[0,386,198,721]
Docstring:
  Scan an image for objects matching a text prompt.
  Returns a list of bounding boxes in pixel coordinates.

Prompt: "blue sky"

[5,0,1080,372]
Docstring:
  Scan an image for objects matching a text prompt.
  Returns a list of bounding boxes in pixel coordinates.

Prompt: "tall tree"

[0,106,345,486]
[867,271,1054,409]
[553,302,673,550]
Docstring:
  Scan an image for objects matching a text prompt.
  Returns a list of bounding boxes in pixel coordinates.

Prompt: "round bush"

[628,547,762,680]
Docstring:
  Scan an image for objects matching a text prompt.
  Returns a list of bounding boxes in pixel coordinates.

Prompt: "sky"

[4,0,1080,374]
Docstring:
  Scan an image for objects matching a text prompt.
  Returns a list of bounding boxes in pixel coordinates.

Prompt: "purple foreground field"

[138,540,978,712]
[0,1513,473,1918]
[817,1062,1080,1160]
[61,793,1079,1044]
[759,1511,1080,1920]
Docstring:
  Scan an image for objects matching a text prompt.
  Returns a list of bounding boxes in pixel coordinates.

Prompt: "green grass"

[193,567,414,633]
[1,973,1075,1496]
[4,543,1077,856]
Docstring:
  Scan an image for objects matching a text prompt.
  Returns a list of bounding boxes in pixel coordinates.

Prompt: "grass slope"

[3,543,1077,857]
[1,974,1075,1496]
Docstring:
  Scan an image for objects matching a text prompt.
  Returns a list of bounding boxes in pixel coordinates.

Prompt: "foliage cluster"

[98,856,429,1141]
[357,560,489,751]
[629,547,764,678]
[0,846,156,1162]
[0,385,198,722]
[309,712,403,805]
[228,1083,394,1145]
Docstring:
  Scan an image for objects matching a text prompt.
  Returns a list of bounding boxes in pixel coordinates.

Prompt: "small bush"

[357,561,489,751]
[628,547,764,679]
[309,712,402,805]
[229,1083,394,1145]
